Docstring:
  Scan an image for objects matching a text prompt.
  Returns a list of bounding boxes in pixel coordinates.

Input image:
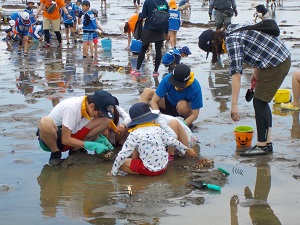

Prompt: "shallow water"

[0,0,300,224]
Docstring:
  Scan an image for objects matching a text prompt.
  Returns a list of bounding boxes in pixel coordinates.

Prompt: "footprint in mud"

[0,184,14,194]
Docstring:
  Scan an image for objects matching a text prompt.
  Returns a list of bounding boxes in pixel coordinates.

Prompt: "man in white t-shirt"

[37,90,116,166]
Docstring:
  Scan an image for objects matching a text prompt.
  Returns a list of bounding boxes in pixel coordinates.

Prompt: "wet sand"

[0,0,300,224]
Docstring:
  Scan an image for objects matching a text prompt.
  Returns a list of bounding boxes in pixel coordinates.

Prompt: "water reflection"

[291,111,300,139]
[37,162,190,224]
[44,50,75,102]
[230,162,281,225]
[208,61,231,112]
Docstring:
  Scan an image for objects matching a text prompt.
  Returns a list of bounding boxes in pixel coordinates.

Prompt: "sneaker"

[49,151,62,166]
[153,71,159,78]
[83,55,87,58]
[17,50,22,54]
[67,42,70,45]
[168,154,175,162]
[281,102,300,111]
[57,43,62,48]
[267,142,273,153]
[239,145,269,157]
[130,70,141,76]
[24,52,28,57]
[43,44,51,48]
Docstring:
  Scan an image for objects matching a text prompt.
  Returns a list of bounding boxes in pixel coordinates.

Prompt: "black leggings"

[44,30,62,44]
[136,40,163,72]
[253,97,272,142]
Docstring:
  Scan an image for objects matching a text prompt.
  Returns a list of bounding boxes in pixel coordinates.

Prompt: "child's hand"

[107,172,113,176]
[117,124,126,133]
[103,129,109,138]
[186,148,197,158]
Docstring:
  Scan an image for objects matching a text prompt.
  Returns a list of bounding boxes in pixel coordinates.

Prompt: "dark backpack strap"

[227,26,251,36]
[151,0,158,8]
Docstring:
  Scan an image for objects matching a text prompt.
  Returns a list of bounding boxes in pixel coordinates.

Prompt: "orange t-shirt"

[41,0,65,20]
[128,14,138,34]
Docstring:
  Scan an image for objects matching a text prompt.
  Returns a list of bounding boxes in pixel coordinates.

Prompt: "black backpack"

[227,19,280,37]
[148,0,169,33]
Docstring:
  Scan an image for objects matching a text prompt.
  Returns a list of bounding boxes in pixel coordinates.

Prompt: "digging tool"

[188,180,221,191]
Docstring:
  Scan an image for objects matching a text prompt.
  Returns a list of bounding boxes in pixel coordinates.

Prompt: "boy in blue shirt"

[15,12,32,56]
[24,1,36,25]
[162,46,191,71]
[81,1,97,58]
[62,0,78,44]
[139,64,203,127]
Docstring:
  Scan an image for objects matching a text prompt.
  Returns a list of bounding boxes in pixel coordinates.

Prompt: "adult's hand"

[84,141,110,154]
[230,104,240,122]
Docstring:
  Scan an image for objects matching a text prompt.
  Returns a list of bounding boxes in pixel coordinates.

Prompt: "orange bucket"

[234,126,254,147]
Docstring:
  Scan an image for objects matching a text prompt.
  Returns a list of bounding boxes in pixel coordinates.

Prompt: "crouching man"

[37,90,115,166]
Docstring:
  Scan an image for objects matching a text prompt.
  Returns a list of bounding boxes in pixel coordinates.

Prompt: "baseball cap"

[92,90,115,119]
[20,12,31,25]
[168,64,191,88]
[82,0,90,7]
[198,29,215,60]
[179,46,192,55]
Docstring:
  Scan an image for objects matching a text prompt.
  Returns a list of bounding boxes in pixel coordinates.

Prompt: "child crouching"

[109,102,197,176]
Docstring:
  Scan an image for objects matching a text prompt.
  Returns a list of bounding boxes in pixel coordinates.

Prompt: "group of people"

[2,0,105,59]
[10,0,298,172]
[37,63,201,177]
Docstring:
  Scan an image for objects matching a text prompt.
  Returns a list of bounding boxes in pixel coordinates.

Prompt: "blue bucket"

[101,38,112,51]
[130,39,142,54]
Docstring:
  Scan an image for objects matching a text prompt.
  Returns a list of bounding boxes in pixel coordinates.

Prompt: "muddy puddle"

[0,0,300,224]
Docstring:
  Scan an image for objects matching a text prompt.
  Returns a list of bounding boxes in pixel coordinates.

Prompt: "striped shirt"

[225,23,291,76]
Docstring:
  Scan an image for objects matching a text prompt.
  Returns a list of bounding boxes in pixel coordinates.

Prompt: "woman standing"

[35,0,72,48]
[130,0,169,78]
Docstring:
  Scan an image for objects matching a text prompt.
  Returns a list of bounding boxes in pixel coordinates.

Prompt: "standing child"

[168,0,181,48]
[24,1,37,25]
[109,102,197,176]
[15,12,32,56]
[81,1,97,58]
[91,9,105,58]
[62,0,78,45]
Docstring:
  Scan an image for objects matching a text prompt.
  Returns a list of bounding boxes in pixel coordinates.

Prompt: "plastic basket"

[101,38,112,51]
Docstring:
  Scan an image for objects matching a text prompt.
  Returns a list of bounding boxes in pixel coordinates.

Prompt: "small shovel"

[245,88,254,102]
[188,180,221,191]
[245,78,257,102]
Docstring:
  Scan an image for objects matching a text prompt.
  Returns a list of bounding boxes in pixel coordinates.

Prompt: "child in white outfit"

[109,102,197,176]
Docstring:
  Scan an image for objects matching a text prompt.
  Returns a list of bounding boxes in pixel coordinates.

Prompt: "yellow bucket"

[273,89,291,103]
